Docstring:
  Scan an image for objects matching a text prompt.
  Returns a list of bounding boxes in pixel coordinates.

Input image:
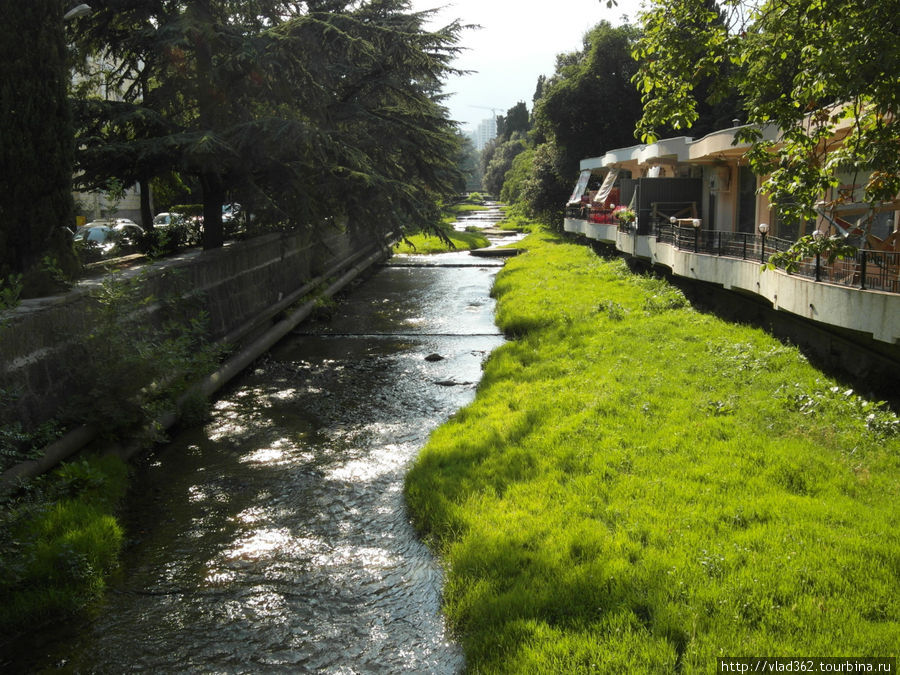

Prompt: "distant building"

[70,55,147,226]
[469,117,497,151]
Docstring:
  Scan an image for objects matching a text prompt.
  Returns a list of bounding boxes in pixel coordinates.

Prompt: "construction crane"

[469,105,503,119]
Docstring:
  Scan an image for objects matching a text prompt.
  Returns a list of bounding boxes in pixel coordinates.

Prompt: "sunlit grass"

[0,455,128,631]
[393,228,489,254]
[452,204,485,214]
[405,228,900,672]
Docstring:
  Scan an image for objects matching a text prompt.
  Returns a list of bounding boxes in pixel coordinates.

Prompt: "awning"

[592,168,619,204]
[567,170,592,205]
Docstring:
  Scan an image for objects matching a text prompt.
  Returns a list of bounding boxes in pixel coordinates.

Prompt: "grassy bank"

[0,455,128,633]
[393,227,490,255]
[405,229,900,672]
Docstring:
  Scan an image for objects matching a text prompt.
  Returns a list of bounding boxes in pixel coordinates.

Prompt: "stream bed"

[8,240,508,673]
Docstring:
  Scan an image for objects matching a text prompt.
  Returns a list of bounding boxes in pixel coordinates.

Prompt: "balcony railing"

[653,223,900,293]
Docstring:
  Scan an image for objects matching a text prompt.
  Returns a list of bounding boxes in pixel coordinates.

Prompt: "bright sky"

[410,0,647,131]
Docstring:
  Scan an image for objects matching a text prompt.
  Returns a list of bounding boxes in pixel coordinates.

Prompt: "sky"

[409,0,647,132]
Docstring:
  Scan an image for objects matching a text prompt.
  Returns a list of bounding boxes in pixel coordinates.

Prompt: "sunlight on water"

[8,254,508,673]
[225,527,293,560]
[325,443,409,483]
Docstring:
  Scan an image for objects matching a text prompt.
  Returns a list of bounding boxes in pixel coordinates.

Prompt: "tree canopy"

[634,0,900,220]
[534,21,644,179]
[0,0,80,290]
[70,0,466,249]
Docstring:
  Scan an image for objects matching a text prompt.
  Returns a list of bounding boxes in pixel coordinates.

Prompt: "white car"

[152,212,184,228]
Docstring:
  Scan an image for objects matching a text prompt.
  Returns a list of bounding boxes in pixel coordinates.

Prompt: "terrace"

[565,121,900,346]
[563,208,900,345]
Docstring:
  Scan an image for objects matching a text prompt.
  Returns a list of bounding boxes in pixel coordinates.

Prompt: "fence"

[653,223,899,293]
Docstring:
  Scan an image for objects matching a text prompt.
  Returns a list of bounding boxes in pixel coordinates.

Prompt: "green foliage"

[534,22,644,175]
[765,234,858,274]
[614,207,637,226]
[406,227,900,671]
[496,101,531,142]
[518,143,571,228]
[71,1,466,251]
[0,274,23,311]
[634,0,900,219]
[482,136,529,197]
[0,0,79,286]
[499,148,535,206]
[0,456,128,632]
[64,272,221,441]
[0,419,61,475]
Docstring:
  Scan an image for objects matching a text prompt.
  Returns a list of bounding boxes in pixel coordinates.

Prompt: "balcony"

[563,216,900,344]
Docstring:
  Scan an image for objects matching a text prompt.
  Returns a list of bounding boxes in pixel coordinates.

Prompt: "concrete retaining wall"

[1,223,388,430]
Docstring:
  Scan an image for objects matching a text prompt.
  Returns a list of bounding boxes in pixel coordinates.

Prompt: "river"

[8,213,513,673]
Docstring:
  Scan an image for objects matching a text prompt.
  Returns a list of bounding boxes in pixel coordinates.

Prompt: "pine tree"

[0,0,79,292]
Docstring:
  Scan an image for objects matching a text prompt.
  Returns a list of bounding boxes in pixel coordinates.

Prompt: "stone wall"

[1,223,387,430]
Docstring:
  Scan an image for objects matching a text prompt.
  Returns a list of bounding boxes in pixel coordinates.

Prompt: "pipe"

[116,244,389,461]
[0,242,392,494]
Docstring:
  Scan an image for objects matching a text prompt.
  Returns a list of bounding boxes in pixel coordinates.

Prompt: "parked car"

[74,221,145,255]
[152,212,185,228]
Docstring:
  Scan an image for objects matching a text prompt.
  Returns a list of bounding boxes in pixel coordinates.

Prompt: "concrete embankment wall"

[1,223,389,431]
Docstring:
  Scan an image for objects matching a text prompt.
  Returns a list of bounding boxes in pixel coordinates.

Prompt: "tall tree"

[634,0,900,223]
[533,22,644,179]
[0,0,80,293]
[71,0,465,248]
[482,135,528,197]
[500,101,530,142]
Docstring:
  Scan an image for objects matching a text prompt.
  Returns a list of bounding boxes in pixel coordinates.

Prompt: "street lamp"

[692,218,701,252]
[812,229,824,281]
[758,222,769,263]
[64,4,91,20]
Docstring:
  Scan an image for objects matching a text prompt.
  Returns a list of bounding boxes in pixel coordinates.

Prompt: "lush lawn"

[405,229,900,672]
[394,228,490,254]
[0,455,128,632]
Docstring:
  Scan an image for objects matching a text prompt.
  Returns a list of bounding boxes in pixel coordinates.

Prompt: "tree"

[634,0,900,223]
[518,143,571,226]
[71,1,465,249]
[495,101,530,143]
[482,135,528,197]
[533,22,644,179]
[0,0,80,294]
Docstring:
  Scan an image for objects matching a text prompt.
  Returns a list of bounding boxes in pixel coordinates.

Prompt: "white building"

[469,117,497,151]
[564,119,900,346]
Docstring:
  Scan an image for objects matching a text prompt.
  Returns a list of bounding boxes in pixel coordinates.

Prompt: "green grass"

[405,229,900,672]
[0,455,128,632]
[394,228,490,254]
[452,203,486,214]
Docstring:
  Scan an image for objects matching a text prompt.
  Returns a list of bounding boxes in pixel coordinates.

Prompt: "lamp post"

[813,229,824,281]
[758,222,768,264]
[692,218,701,253]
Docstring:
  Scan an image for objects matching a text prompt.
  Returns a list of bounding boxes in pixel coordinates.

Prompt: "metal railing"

[654,223,900,294]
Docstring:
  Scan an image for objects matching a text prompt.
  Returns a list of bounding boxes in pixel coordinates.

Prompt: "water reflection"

[9,255,505,673]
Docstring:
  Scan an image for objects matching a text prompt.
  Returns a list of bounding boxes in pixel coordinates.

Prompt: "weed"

[0,455,128,632]
[0,274,23,310]
[602,301,627,321]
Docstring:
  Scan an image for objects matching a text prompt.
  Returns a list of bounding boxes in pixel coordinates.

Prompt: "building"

[71,54,146,226]
[564,120,900,347]
[469,117,497,151]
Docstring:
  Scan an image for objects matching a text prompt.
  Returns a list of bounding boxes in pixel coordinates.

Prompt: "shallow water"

[6,245,507,673]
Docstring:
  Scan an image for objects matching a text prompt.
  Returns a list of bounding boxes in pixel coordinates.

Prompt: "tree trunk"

[139,177,153,229]
[200,172,225,250]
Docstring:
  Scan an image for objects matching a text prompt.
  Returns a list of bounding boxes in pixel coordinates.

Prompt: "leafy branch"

[764,233,857,274]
